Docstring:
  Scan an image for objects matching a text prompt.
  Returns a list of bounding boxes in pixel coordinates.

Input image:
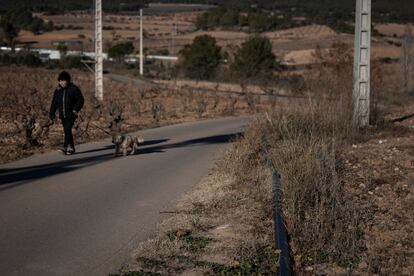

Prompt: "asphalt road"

[0,116,249,276]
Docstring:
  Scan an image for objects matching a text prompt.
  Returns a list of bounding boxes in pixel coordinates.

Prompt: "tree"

[1,7,55,35]
[0,21,19,49]
[108,42,134,61]
[57,43,68,56]
[231,36,277,78]
[28,17,45,34]
[207,7,226,29]
[195,12,209,30]
[179,35,222,80]
[44,21,54,32]
[248,12,275,33]
[220,10,239,27]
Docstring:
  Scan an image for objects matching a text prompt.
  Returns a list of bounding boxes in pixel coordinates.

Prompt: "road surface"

[0,116,249,276]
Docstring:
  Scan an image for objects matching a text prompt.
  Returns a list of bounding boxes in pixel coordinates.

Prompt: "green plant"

[57,43,68,56]
[231,36,278,78]
[108,41,135,61]
[0,20,19,47]
[179,35,221,80]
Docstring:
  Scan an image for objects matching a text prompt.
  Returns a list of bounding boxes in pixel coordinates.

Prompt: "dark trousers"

[61,117,75,148]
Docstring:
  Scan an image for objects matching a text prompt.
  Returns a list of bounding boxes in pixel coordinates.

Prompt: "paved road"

[0,116,249,276]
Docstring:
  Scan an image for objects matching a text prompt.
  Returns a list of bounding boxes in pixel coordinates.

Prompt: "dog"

[112,134,144,156]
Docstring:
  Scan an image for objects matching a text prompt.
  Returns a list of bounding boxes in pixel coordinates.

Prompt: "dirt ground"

[342,111,414,275]
[26,9,198,54]
[17,10,409,65]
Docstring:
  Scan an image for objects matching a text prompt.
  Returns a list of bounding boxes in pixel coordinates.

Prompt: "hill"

[0,0,413,23]
[0,0,148,13]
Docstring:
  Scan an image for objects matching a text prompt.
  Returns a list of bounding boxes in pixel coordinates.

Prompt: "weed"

[115,271,161,276]
[136,257,166,271]
[166,229,213,253]
[195,246,279,275]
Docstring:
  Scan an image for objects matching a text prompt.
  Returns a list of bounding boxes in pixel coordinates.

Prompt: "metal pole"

[139,9,144,76]
[95,0,103,100]
[352,0,371,126]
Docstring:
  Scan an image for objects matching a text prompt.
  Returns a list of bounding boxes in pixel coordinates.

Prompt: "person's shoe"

[58,147,67,155]
[66,147,75,155]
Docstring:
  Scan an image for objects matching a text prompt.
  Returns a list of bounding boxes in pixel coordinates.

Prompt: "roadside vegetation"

[115,38,414,274]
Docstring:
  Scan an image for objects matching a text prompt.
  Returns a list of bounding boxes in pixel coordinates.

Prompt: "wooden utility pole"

[95,0,103,100]
[352,0,372,126]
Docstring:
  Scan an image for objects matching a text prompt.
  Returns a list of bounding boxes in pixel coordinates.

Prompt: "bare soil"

[342,116,414,275]
[16,12,408,66]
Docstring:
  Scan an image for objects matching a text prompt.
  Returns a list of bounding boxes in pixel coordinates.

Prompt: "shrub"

[0,52,42,67]
[108,41,134,61]
[1,7,53,34]
[179,35,221,80]
[0,20,19,46]
[59,55,83,69]
[19,52,42,67]
[57,43,68,56]
[231,36,278,78]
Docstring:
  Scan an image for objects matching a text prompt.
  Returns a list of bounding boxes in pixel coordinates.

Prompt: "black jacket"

[49,83,84,120]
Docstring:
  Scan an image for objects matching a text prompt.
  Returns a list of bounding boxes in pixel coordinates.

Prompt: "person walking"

[49,71,84,155]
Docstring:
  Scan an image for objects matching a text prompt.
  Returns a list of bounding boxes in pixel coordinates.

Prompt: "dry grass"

[262,102,362,271]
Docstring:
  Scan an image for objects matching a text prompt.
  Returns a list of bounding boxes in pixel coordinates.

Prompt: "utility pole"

[95,0,103,100]
[352,0,371,126]
[401,24,413,94]
[139,8,144,76]
[170,16,177,55]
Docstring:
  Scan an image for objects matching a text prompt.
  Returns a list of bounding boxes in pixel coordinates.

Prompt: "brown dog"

[112,134,144,156]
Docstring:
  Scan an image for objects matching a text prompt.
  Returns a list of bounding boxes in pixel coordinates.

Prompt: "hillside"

[0,0,147,12]
[0,0,413,23]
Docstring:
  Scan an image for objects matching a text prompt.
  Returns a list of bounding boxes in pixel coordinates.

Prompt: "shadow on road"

[138,133,242,155]
[77,139,170,155]
[0,134,241,190]
[78,145,114,154]
[0,153,114,191]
